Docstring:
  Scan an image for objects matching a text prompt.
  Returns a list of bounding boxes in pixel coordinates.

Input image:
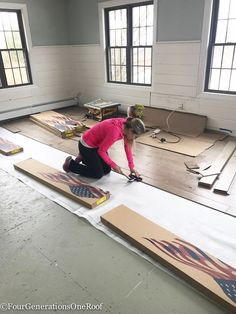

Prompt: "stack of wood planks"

[30,111,85,138]
[198,141,236,195]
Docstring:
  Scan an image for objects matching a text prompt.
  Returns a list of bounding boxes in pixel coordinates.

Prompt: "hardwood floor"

[2,106,236,217]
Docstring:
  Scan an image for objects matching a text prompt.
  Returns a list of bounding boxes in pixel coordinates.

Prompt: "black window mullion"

[205,0,220,91]
[126,7,132,84]
[0,52,7,87]
[16,10,32,84]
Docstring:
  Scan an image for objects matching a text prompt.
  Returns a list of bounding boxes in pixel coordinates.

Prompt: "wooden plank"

[14,158,110,209]
[198,141,236,188]
[30,111,85,138]
[214,153,236,195]
[0,137,23,155]
[101,205,236,313]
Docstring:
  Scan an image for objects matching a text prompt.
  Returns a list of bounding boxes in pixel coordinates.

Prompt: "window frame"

[205,0,236,95]
[104,0,154,87]
[0,8,33,89]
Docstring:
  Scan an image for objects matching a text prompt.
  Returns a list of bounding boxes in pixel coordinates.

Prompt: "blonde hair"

[124,118,145,146]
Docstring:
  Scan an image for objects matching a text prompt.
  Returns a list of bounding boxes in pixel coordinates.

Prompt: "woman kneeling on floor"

[62,117,145,179]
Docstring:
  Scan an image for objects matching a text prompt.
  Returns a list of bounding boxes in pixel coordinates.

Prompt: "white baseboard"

[0,99,76,121]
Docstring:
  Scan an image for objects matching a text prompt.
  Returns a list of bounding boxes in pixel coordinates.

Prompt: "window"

[0,9,32,89]
[205,0,236,94]
[105,1,154,86]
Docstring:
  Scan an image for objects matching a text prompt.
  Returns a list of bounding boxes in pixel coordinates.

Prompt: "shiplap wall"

[71,41,236,134]
[1,42,235,134]
[0,45,74,120]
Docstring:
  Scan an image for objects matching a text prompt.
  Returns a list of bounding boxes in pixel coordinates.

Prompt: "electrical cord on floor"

[155,131,181,144]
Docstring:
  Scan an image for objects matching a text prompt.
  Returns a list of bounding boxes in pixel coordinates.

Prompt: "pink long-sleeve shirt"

[82,118,134,170]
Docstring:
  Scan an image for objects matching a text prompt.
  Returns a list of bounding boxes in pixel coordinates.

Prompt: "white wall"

[0,45,75,120]
[70,41,236,135]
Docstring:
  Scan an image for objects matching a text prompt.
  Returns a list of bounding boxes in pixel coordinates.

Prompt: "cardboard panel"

[14,158,110,209]
[30,111,85,138]
[101,205,236,312]
[143,107,207,137]
[0,137,23,155]
[136,131,224,157]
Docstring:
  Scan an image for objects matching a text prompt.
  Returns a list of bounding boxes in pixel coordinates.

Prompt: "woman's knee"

[104,167,111,175]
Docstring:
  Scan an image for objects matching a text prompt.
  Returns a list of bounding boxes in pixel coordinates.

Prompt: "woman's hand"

[130,168,140,177]
[113,165,123,174]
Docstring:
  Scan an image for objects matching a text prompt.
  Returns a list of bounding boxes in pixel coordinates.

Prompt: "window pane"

[145,48,152,66]
[145,67,151,84]
[133,7,139,27]
[209,69,220,89]
[9,12,19,31]
[233,49,236,67]
[115,65,121,81]
[226,19,236,42]
[138,66,145,83]
[133,66,138,83]
[5,68,15,85]
[110,49,115,65]
[1,51,11,68]
[121,48,126,65]
[115,10,122,29]
[133,48,138,65]
[215,20,227,43]
[0,31,6,49]
[222,46,234,68]
[115,48,120,64]
[140,27,146,45]
[5,31,14,48]
[13,31,22,48]
[10,51,19,67]
[109,30,115,46]
[218,0,230,19]
[212,46,223,67]
[17,51,26,67]
[115,29,121,46]
[138,48,145,66]
[20,67,29,84]
[219,69,231,90]
[13,68,22,84]
[147,5,154,26]
[133,27,139,46]
[1,12,11,30]
[121,66,126,82]
[140,5,147,27]
[109,11,115,29]
[121,9,126,28]
[146,26,153,45]
[121,29,127,46]
[111,65,115,80]
[229,70,236,90]
[229,0,236,18]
